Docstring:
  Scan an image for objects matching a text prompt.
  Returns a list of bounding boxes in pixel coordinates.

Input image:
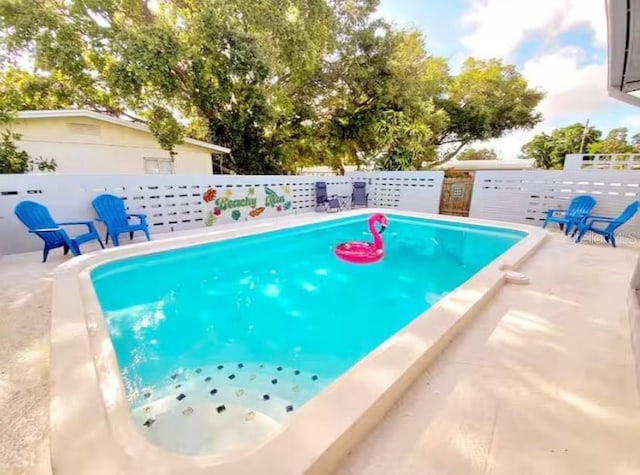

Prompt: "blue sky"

[378,0,640,158]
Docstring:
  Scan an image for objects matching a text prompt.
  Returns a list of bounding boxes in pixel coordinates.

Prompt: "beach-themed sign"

[202,185,292,226]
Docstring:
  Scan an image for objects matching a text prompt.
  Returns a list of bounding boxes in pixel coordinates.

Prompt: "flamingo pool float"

[335,213,388,264]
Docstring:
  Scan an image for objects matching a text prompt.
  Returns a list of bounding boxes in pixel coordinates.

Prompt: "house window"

[144,157,175,174]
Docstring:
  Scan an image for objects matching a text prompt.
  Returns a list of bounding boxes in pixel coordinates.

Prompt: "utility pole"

[579,119,590,153]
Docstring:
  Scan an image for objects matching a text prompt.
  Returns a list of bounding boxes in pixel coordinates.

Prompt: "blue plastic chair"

[92,194,150,246]
[14,201,104,262]
[573,201,640,247]
[542,195,597,235]
[352,181,369,208]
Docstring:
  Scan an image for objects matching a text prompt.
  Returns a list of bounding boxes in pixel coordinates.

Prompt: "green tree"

[0,130,57,173]
[587,127,636,154]
[434,58,544,164]
[521,123,602,169]
[0,0,543,174]
[457,148,498,160]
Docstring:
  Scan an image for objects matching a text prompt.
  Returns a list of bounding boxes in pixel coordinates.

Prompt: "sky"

[378,0,640,158]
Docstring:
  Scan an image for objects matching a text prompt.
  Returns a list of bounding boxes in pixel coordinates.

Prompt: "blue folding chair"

[573,201,639,247]
[14,201,104,262]
[542,195,596,235]
[92,194,150,246]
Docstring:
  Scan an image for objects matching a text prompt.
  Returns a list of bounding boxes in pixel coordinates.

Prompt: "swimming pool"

[50,209,545,474]
[90,214,525,455]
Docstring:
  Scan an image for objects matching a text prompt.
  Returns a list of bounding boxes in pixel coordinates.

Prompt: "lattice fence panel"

[469,170,640,235]
[0,172,443,256]
[349,171,444,212]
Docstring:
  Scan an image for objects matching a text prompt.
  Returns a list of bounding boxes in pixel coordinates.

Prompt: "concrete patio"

[1,229,639,475]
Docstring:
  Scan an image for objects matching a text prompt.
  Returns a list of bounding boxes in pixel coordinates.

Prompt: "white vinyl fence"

[348,171,444,212]
[0,171,444,256]
[469,170,640,235]
[564,153,640,171]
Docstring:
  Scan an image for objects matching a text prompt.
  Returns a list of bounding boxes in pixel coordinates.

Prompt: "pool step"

[135,400,280,455]
[129,362,326,455]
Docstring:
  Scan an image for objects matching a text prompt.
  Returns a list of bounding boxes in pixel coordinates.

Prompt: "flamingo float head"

[368,213,388,234]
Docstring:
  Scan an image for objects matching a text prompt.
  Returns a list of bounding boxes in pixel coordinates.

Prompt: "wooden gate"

[439,176,474,216]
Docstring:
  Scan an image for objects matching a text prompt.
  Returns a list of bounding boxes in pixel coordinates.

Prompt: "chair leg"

[129,231,134,241]
[112,233,120,247]
[611,234,616,248]
[576,228,587,243]
[69,242,81,256]
[143,228,150,241]
[97,237,105,249]
[63,245,70,255]
[105,232,109,244]
[42,246,50,263]
[542,220,548,229]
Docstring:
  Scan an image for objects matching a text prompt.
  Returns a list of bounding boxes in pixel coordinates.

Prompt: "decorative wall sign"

[202,185,292,226]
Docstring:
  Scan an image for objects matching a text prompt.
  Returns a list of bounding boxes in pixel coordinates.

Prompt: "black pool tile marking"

[174,384,182,389]
[143,392,151,398]
[176,393,186,401]
[238,363,244,368]
[217,404,226,413]
[217,364,224,370]
[258,364,264,368]
[277,366,283,371]
[228,374,236,380]
[312,375,318,381]
[204,376,212,382]
[293,370,300,375]
[143,417,156,427]
[182,407,194,416]
[210,388,218,395]
[195,368,202,374]
[263,394,270,401]
[286,405,294,412]
[170,373,178,380]
[271,378,278,384]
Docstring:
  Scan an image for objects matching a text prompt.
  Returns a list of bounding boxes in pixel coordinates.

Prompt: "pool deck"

[1,225,639,474]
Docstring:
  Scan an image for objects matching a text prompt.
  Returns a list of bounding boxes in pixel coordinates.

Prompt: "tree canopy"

[521,124,640,169]
[0,0,544,174]
[457,148,498,161]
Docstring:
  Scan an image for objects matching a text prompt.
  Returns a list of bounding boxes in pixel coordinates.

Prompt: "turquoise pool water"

[91,214,524,452]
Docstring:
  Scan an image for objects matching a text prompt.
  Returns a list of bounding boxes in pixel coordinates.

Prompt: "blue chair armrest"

[584,215,615,221]
[57,220,99,233]
[127,213,148,224]
[585,217,615,225]
[545,209,567,217]
[29,227,62,233]
[57,220,94,226]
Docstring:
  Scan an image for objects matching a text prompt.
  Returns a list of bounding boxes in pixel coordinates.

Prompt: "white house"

[438,159,536,171]
[10,110,230,174]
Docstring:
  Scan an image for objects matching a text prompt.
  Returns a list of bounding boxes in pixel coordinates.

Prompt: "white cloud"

[461,0,612,158]
[521,46,610,119]
[461,0,606,60]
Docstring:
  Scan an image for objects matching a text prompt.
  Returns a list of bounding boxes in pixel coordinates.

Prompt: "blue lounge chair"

[92,194,150,246]
[315,182,340,212]
[352,181,369,208]
[14,201,104,262]
[542,195,596,235]
[573,201,639,247]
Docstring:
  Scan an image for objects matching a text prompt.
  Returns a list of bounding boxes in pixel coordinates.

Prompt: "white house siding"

[10,116,214,174]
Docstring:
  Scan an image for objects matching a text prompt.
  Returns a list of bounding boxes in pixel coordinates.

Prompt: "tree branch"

[430,141,468,167]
